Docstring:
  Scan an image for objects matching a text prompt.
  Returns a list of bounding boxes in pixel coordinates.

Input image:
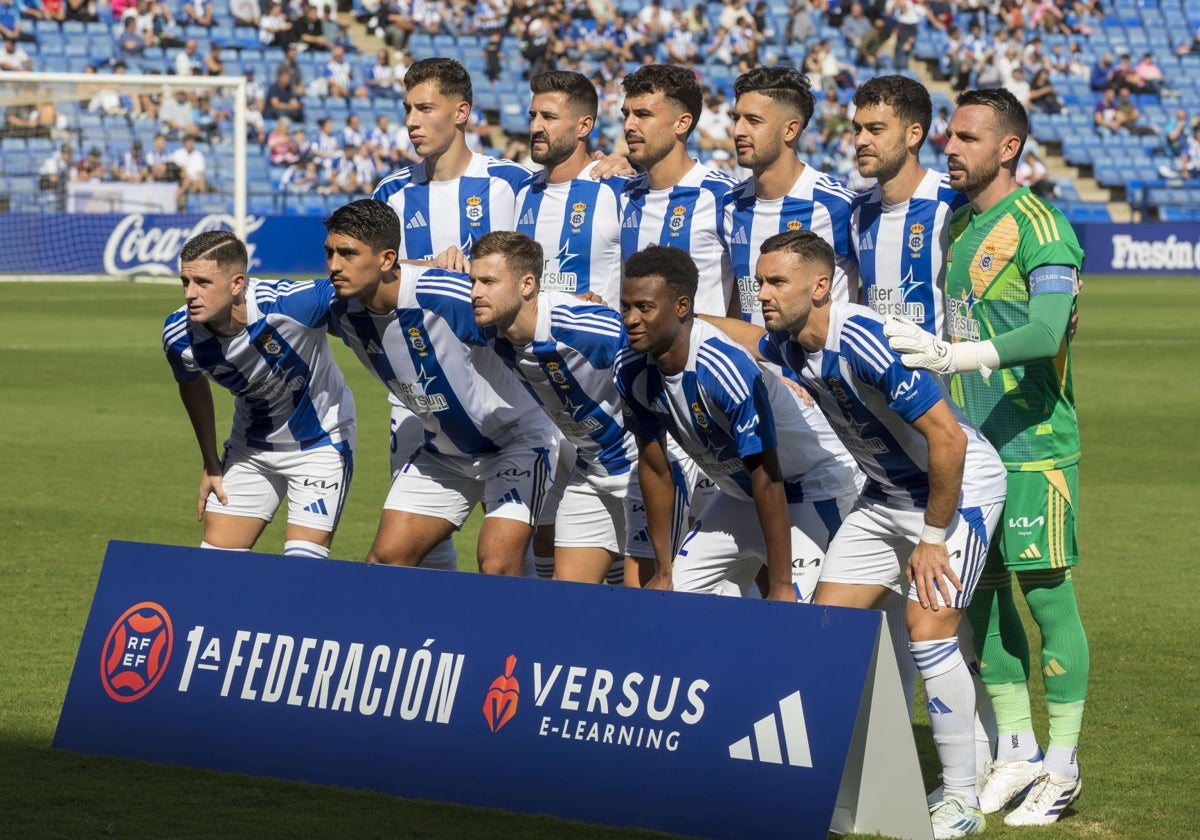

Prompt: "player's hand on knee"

[906,540,961,611]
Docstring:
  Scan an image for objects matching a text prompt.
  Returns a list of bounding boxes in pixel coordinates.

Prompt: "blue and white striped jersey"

[330,265,552,458]
[759,301,1006,509]
[851,169,967,338]
[162,277,356,452]
[619,162,738,317]
[484,291,636,478]
[614,319,860,504]
[372,152,534,260]
[515,161,627,306]
[723,164,859,323]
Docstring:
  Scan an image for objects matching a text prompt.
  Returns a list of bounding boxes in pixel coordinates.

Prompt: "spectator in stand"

[174,38,203,77]
[141,0,183,46]
[145,133,172,181]
[267,117,299,164]
[974,47,1005,89]
[295,3,332,51]
[1110,53,1147,94]
[1089,52,1114,93]
[1174,25,1200,56]
[264,68,304,122]
[194,94,228,142]
[325,143,366,194]
[171,133,206,210]
[483,29,502,82]
[474,0,507,34]
[0,36,31,70]
[341,112,365,147]
[886,0,930,70]
[464,103,490,153]
[324,44,366,99]
[310,116,341,174]
[29,0,66,23]
[1005,66,1032,110]
[1092,87,1122,134]
[684,3,710,44]
[65,0,97,22]
[280,158,322,192]
[182,0,212,26]
[1066,41,1088,79]
[3,100,59,138]
[259,2,293,47]
[1115,87,1158,137]
[1180,125,1200,179]
[243,67,265,110]
[411,0,444,39]
[929,104,949,151]
[76,146,108,182]
[697,90,734,152]
[160,89,199,139]
[383,0,414,52]
[230,0,258,26]
[1162,108,1192,158]
[366,47,403,98]
[117,139,150,182]
[204,41,224,75]
[110,0,136,22]
[39,143,73,209]
[1016,148,1057,199]
[841,2,870,53]
[1028,67,1063,114]
[1134,52,1165,95]
[277,42,307,95]
[245,97,267,144]
[114,15,148,65]
[856,17,890,69]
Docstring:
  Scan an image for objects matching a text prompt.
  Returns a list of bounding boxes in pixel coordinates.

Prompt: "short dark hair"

[956,87,1029,149]
[405,57,473,105]
[733,65,815,131]
[471,231,544,283]
[624,245,698,303]
[759,230,834,276]
[622,64,703,137]
[180,230,248,273]
[853,74,932,148]
[323,199,401,254]
[530,70,599,120]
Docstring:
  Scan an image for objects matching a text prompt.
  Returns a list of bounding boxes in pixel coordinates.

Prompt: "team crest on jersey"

[465,195,483,224]
[669,205,687,232]
[257,334,283,356]
[690,401,710,429]
[826,377,855,412]
[545,361,569,389]
[569,201,588,230]
[908,223,925,254]
[406,326,428,354]
[979,243,996,271]
[786,220,803,232]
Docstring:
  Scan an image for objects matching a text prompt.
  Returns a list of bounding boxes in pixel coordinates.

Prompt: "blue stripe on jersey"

[402,185,433,259]
[656,186,700,250]
[395,306,494,456]
[190,331,277,450]
[246,322,332,450]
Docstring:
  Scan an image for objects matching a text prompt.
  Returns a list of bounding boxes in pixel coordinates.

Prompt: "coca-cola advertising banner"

[0,212,322,277]
[53,541,927,840]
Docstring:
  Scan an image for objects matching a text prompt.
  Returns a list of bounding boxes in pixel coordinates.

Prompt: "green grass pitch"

[0,277,1196,839]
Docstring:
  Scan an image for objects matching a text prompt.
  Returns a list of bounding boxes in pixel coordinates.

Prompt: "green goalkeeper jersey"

[944,187,1084,472]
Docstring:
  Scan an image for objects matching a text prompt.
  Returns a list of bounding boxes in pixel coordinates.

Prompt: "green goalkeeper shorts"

[990,466,1079,571]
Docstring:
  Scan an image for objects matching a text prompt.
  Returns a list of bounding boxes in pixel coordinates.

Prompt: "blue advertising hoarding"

[55,542,932,840]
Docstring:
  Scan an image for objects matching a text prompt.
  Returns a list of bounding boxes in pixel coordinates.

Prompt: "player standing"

[618,64,739,318]
[722,66,859,321]
[516,70,627,307]
[324,200,559,575]
[162,231,355,559]
[614,245,861,601]
[715,230,1007,838]
[885,88,1089,828]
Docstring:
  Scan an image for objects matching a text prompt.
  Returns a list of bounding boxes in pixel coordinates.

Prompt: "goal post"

[0,70,247,281]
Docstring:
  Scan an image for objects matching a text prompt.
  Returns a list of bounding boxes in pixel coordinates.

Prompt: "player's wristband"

[920,524,948,544]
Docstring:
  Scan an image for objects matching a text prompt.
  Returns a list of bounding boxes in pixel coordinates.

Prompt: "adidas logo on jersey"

[727,690,812,768]
[926,697,953,714]
[622,215,640,229]
[518,209,536,226]
[858,233,874,251]
[1019,544,1042,560]
[731,226,748,245]
[303,498,329,516]
[406,211,428,229]
[365,340,384,355]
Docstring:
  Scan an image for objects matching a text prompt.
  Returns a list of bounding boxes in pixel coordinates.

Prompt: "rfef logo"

[100,602,173,703]
[483,654,520,732]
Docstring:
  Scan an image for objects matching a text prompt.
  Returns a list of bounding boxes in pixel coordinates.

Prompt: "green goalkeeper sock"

[1019,569,1091,706]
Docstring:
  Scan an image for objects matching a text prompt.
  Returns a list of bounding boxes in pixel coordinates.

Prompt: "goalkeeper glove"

[883,316,999,378]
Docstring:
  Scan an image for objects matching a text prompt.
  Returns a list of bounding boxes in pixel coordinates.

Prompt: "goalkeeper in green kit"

[884,87,1087,831]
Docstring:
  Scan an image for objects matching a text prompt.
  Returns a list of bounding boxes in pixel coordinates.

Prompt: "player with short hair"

[515,70,627,307]
[324,199,559,575]
[614,245,861,601]
[162,230,355,559]
[619,64,739,318]
[469,230,650,584]
[722,65,859,321]
[885,87,1089,828]
[851,74,967,337]
[850,74,996,799]
[713,230,1007,838]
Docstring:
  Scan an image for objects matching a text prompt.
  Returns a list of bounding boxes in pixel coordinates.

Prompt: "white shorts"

[821,497,1003,609]
[672,491,855,602]
[389,401,424,478]
[206,441,353,533]
[554,468,630,553]
[385,440,558,528]
[624,457,691,560]
[537,438,577,530]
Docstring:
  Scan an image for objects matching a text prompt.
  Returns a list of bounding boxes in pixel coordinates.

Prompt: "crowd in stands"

[6,0,1200,217]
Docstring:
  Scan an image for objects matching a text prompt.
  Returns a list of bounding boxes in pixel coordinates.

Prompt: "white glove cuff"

[951,340,1000,378]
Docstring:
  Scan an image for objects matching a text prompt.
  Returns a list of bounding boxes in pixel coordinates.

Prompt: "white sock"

[1043,745,1079,779]
[997,731,1041,763]
[913,638,978,806]
[200,541,249,551]
[604,560,624,586]
[957,618,998,771]
[418,537,458,571]
[884,592,916,717]
[534,555,555,580]
[283,539,329,559]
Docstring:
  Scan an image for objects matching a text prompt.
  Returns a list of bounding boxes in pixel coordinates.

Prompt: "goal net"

[0,70,246,281]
